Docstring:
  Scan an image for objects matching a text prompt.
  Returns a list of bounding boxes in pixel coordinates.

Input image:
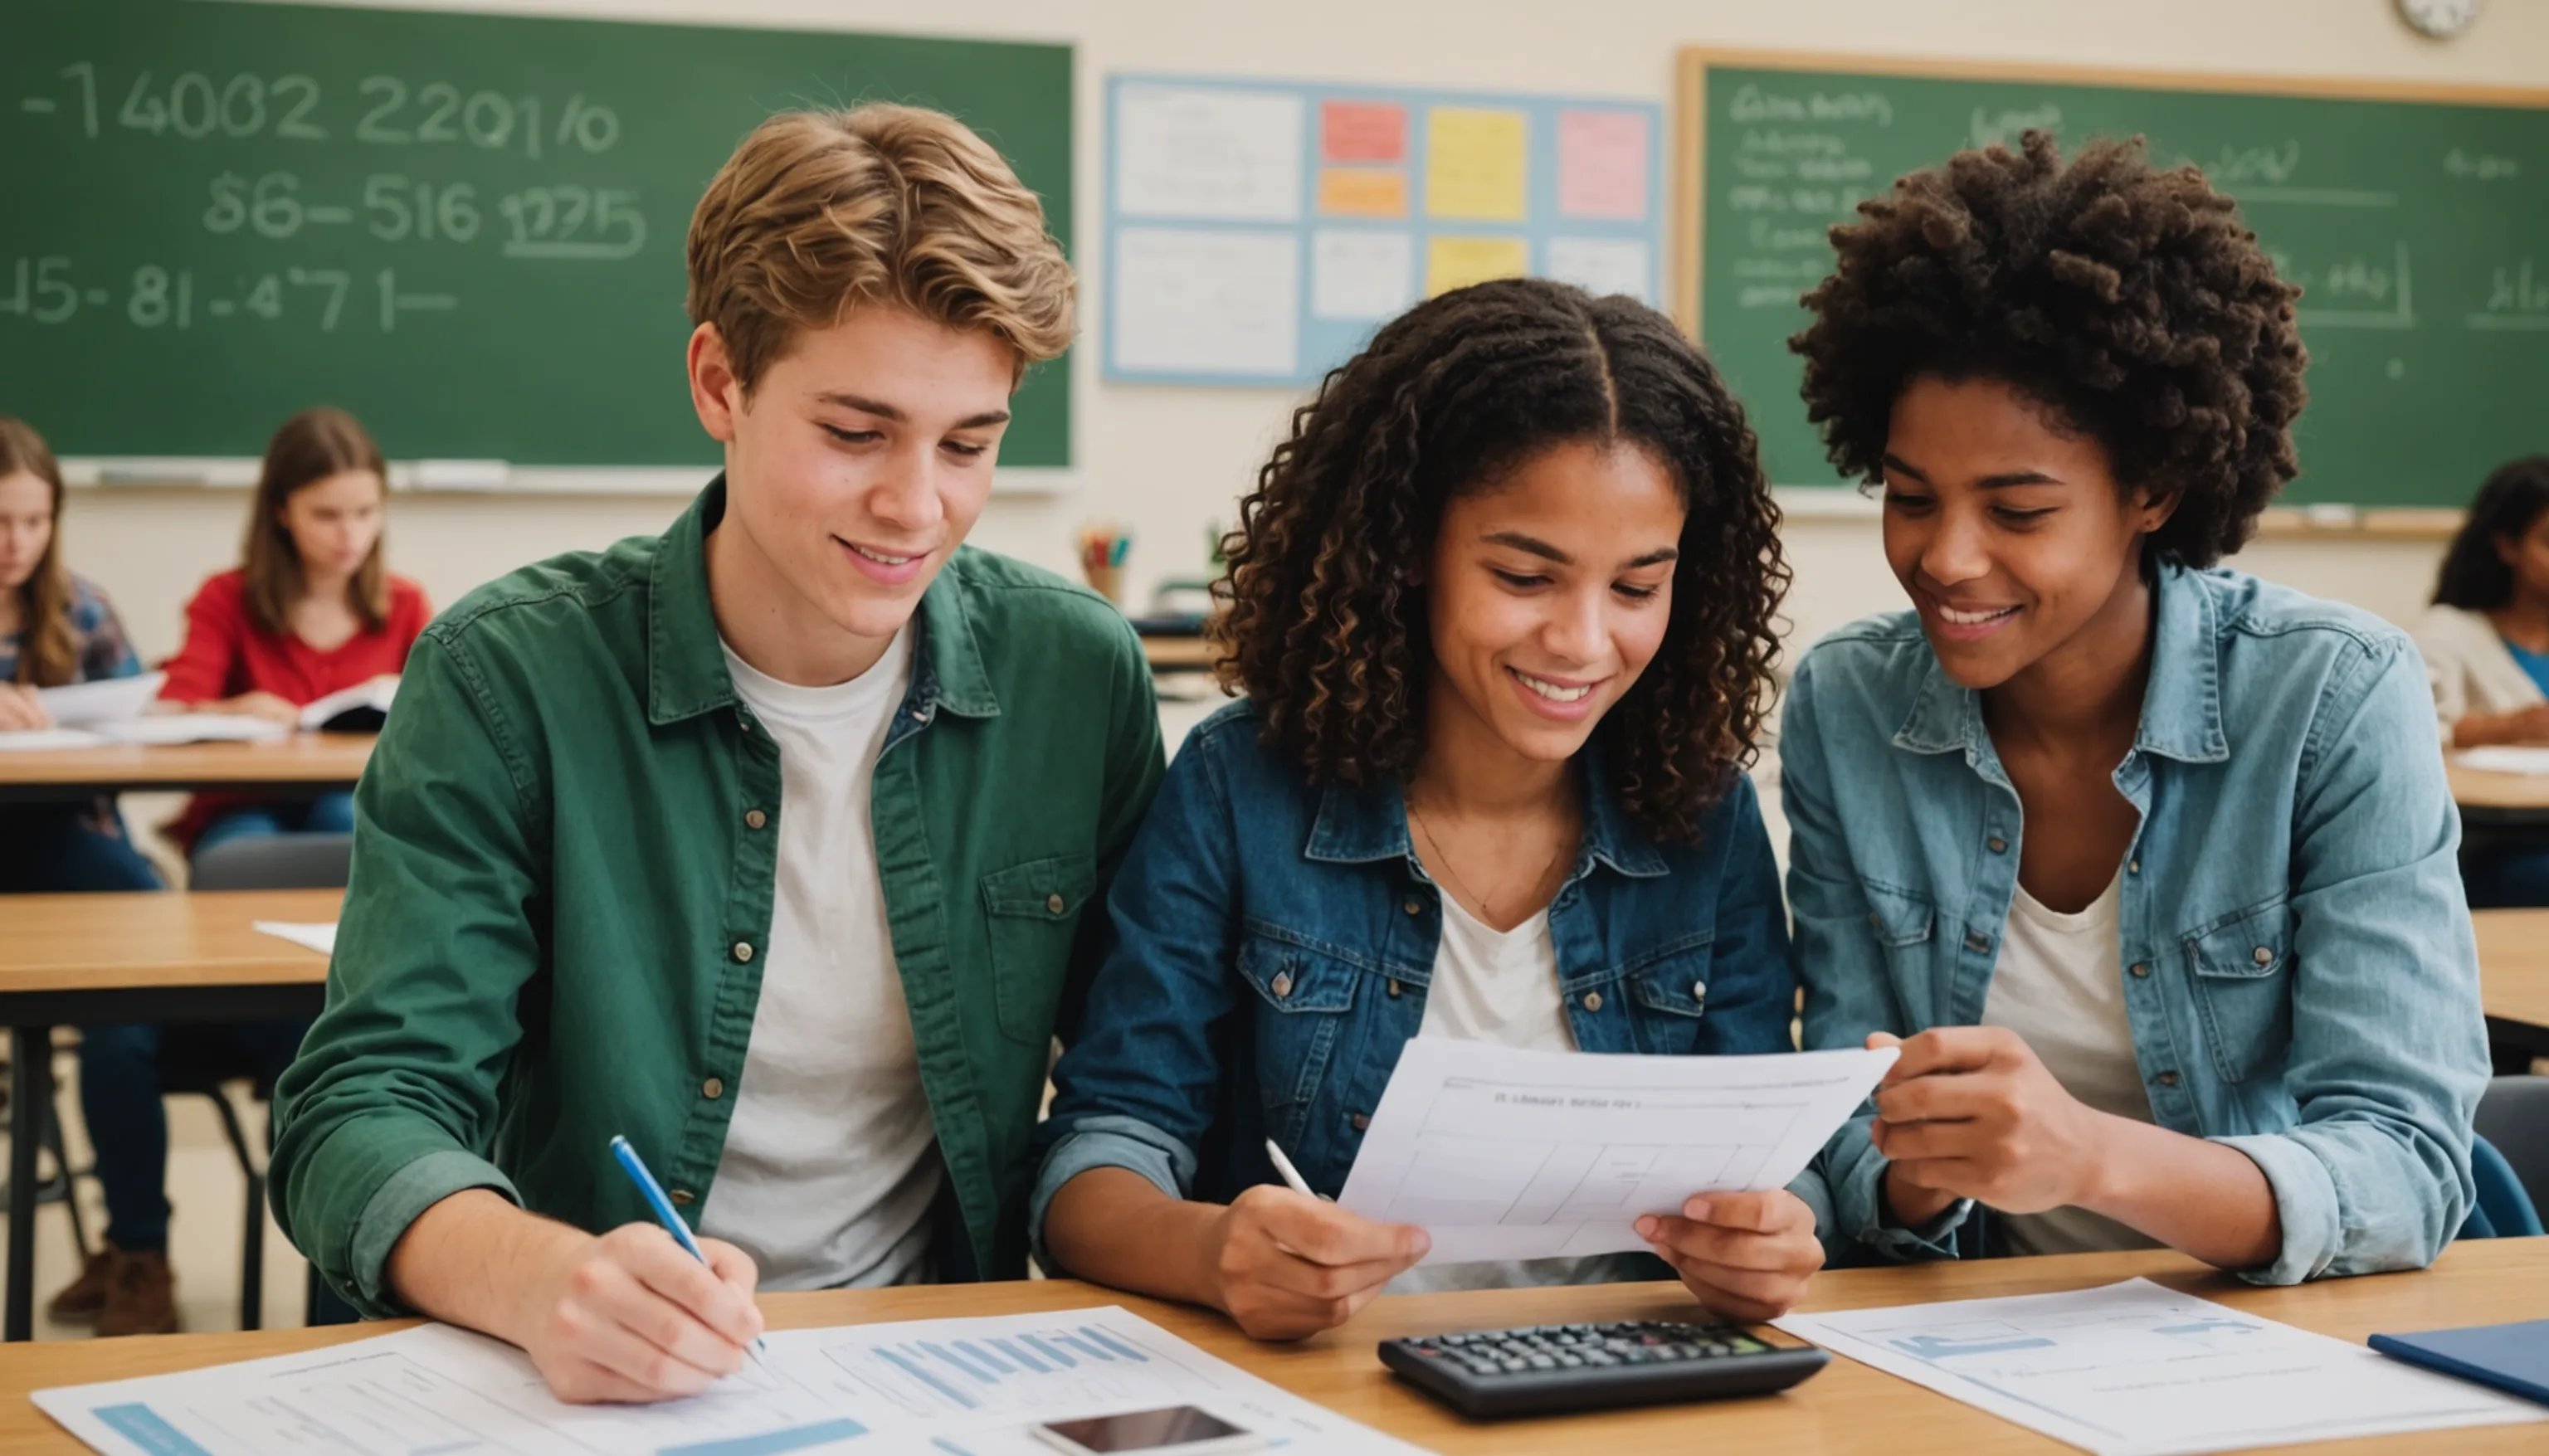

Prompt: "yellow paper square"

[1426,107,1528,221]
[1426,236,1530,297]
[1318,168,1410,218]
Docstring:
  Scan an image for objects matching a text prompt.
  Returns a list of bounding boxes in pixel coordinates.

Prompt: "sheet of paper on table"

[1336,1038,1895,1265]
[0,728,110,752]
[1775,1277,2547,1456]
[251,921,337,957]
[34,672,165,728]
[2459,746,2549,776]
[36,1305,1432,1456]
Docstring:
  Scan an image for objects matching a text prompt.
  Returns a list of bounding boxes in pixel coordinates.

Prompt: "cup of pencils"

[1079,523,1131,605]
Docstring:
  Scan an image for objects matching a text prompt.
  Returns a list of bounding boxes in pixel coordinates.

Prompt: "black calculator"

[1377,1320,1830,1419]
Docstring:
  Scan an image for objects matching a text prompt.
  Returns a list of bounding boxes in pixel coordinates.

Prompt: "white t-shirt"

[697,629,943,1291]
[1388,893,1644,1293]
[1978,871,2162,1257]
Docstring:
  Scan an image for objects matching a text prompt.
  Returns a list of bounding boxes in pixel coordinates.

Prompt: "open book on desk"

[5,677,401,747]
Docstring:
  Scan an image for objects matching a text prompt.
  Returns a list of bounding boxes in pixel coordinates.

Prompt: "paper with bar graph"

[34,1305,1427,1456]
[1774,1278,2544,1455]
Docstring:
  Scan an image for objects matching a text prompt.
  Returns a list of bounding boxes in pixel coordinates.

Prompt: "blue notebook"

[2370,1321,2549,1407]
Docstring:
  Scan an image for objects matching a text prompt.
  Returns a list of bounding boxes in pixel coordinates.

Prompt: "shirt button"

[1582,991,1604,1012]
[911,708,928,722]
[1404,898,1423,916]
[2128,859,2142,874]
[669,1189,695,1205]
[2252,946,2274,966]
[732,941,753,962]
[1691,980,1707,1003]
[1351,1112,1371,1132]
[1387,980,1402,998]
[744,809,767,830]
[2157,1071,2181,1087]
[702,1077,724,1100]
[1045,893,1066,915]
[1986,835,2008,854]
[1868,912,1883,929]
[2130,962,2151,978]
[1271,971,1294,999]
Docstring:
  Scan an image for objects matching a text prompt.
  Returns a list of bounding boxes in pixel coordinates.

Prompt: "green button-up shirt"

[271,480,1164,1316]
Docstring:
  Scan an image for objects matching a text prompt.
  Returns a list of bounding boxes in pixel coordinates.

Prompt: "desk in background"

[2450,763,2549,830]
[0,736,375,807]
[2474,909,2549,1074]
[1,889,339,1342]
[2,1240,2544,1452]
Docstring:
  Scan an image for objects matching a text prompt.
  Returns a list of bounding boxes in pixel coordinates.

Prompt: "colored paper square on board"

[1426,235,1530,297]
[1557,110,1650,220]
[1318,168,1410,218]
[1322,100,1408,163]
[1425,107,1529,222]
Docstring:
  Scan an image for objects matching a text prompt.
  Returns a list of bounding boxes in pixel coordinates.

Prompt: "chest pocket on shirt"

[982,853,1098,1046]
[1236,934,1359,1132]
[2182,896,2293,1084]
[1625,935,1716,1054]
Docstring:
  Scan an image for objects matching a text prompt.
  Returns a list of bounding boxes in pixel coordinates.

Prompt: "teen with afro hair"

[1781,131,2490,1283]
[1032,278,1828,1338]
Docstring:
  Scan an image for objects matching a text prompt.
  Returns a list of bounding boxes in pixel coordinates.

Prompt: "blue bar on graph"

[880,1346,980,1410]
[91,1407,216,1456]
[1058,1332,1113,1362]
[1891,1335,2058,1359]
[954,1339,1012,1373]
[920,1340,997,1385]
[657,1420,870,1456]
[1022,1333,1077,1369]
[1079,1326,1150,1363]
[989,1336,1049,1372]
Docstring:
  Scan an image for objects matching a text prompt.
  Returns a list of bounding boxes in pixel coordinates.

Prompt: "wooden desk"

[0,734,375,806]
[1,890,338,1342]
[2450,762,2549,826]
[1141,634,1221,676]
[2474,908,2549,1074]
[4,1240,2542,1452]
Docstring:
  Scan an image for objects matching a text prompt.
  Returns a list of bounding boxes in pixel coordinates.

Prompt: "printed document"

[1335,1038,1894,1265]
[1776,1278,2546,1455]
[37,1306,1429,1456]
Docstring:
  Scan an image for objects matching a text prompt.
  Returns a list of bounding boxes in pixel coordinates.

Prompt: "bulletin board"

[1104,74,1664,388]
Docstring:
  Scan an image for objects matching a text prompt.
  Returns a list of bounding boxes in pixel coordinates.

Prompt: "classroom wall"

[58,0,2549,664]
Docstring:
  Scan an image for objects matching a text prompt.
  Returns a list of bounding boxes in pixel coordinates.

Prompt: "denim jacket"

[1031,700,1797,1267]
[1783,562,2489,1285]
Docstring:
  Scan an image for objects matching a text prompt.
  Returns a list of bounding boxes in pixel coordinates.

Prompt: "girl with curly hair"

[1782,131,2490,1281]
[1031,277,1820,1339]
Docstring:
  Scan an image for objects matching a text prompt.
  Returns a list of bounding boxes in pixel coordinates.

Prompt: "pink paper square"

[1323,100,1408,164]
[1558,110,1650,221]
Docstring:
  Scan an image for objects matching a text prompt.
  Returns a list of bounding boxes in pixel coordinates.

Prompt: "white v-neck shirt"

[697,629,943,1291]
[1979,871,2162,1257]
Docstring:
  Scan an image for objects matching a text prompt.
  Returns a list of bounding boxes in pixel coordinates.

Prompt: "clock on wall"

[2396,0,2483,37]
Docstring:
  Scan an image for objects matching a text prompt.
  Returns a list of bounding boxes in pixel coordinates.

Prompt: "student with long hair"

[1782,132,2486,1280]
[0,416,160,894]
[1034,278,1824,1339]
[158,407,431,856]
[2419,455,2549,904]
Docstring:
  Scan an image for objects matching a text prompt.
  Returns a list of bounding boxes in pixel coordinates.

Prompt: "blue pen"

[609,1135,772,1371]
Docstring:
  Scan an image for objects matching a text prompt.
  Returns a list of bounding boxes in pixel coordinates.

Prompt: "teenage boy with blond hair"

[272,105,1162,1403]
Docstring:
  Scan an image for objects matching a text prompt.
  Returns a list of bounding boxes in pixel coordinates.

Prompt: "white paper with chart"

[35,1305,1430,1456]
[1335,1038,1894,1265]
[1775,1278,2546,1456]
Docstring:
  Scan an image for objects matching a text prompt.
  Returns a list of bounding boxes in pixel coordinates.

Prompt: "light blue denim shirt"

[1784,562,2488,1285]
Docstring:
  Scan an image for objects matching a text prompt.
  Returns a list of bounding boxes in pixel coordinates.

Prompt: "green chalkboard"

[0,0,1073,472]
[1678,53,2549,508]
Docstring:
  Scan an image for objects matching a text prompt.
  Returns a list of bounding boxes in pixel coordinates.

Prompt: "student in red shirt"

[52,407,426,1335]
[158,407,431,856]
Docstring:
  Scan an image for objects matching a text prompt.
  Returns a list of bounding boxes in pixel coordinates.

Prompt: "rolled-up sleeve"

[2230,637,2488,1284]
[268,630,544,1316]
[1030,733,1246,1273]
[1783,654,1975,1261]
